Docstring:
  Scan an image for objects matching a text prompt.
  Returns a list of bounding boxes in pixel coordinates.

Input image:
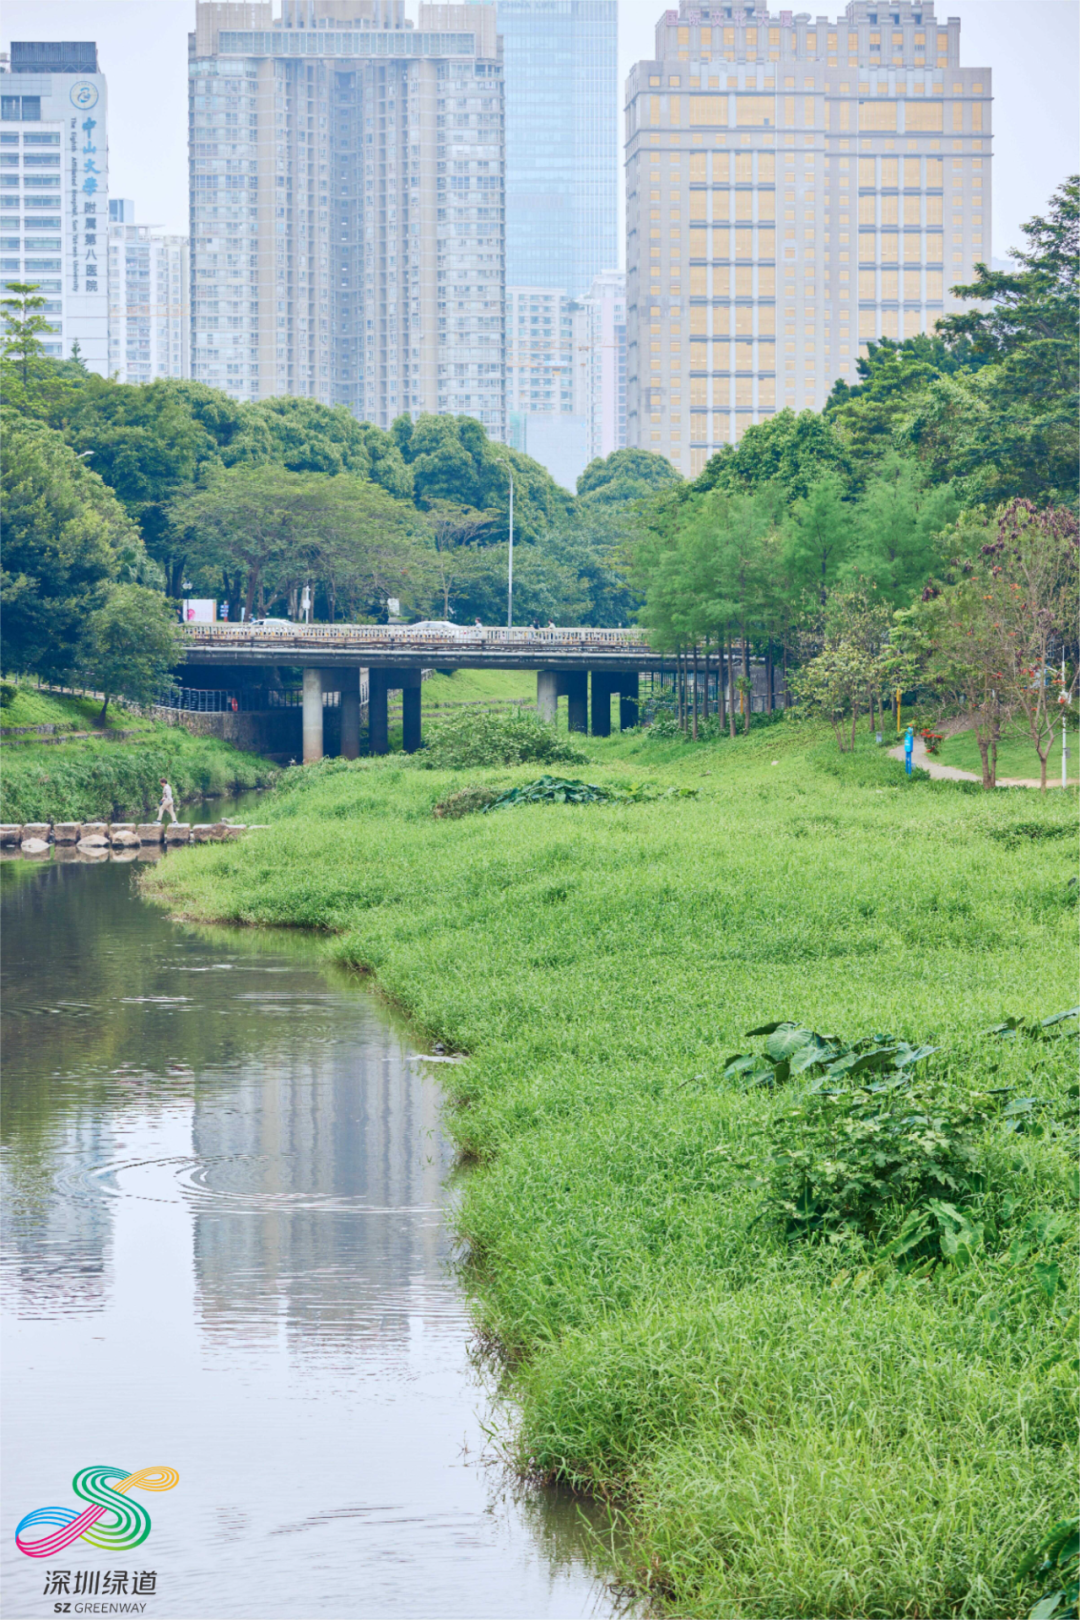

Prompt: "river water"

[1,834,622,1619]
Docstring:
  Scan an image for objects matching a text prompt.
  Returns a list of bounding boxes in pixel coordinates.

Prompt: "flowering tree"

[981,500,1079,790]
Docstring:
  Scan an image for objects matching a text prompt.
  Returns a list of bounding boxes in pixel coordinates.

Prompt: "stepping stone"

[53,823,83,843]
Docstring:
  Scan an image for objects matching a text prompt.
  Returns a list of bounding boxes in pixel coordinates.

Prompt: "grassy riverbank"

[140,721,1078,1619]
[0,688,276,822]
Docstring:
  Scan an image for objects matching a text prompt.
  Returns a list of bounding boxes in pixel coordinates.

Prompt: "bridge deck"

[180,624,669,673]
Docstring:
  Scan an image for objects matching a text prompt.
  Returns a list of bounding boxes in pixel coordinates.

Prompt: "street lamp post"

[506,463,514,629]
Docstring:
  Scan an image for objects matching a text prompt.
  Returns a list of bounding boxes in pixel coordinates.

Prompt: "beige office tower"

[189,0,505,435]
[625,1,991,475]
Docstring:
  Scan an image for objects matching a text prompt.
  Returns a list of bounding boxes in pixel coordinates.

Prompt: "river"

[1,826,625,1619]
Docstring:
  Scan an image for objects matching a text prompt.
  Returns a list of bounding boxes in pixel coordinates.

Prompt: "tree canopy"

[0,417,153,682]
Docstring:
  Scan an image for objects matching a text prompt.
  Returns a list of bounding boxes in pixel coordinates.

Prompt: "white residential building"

[0,40,110,372]
[187,0,506,435]
[108,200,190,382]
[577,268,626,461]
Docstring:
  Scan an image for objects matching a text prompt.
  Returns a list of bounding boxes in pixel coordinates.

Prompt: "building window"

[0,97,41,121]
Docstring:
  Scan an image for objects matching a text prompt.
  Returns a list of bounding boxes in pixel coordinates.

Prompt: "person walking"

[903,725,915,776]
[155,778,177,825]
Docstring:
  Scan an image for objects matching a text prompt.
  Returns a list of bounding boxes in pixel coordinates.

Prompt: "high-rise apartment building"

[507,268,625,487]
[0,41,109,372]
[497,0,617,298]
[108,200,191,383]
[506,284,585,487]
[189,0,505,436]
[577,268,626,460]
[624,1,991,474]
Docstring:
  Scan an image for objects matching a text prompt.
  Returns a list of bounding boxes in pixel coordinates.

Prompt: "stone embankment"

[0,821,268,854]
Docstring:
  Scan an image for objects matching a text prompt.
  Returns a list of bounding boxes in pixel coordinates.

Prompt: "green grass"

[937,719,1079,784]
[0,689,276,822]
[140,720,1078,1619]
[419,667,537,707]
[0,685,157,733]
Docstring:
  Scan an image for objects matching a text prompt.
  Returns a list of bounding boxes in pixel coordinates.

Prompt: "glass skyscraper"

[497,0,617,299]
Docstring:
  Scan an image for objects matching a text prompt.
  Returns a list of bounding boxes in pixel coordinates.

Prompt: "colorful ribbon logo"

[15,1466,179,1557]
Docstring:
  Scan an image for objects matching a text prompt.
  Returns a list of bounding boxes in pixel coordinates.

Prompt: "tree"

[314,477,431,622]
[1,280,54,389]
[783,472,852,604]
[423,501,499,618]
[170,466,424,625]
[897,576,1013,789]
[821,589,894,734]
[904,178,1079,506]
[81,584,184,725]
[695,409,851,502]
[577,448,681,505]
[224,395,413,498]
[169,466,327,623]
[391,413,573,543]
[1,417,150,682]
[791,640,880,752]
[56,376,229,595]
[850,453,960,603]
[825,334,989,476]
[981,499,1080,790]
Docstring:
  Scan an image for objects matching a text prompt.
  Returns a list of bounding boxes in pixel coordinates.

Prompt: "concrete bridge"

[180,624,667,761]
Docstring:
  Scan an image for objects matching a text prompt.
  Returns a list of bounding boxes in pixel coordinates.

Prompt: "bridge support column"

[368,672,389,756]
[302,668,324,763]
[340,668,361,760]
[619,672,640,731]
[401,668,422,754]
[563,671,587,734]
[537,670,558,724]
[591,672,615,737]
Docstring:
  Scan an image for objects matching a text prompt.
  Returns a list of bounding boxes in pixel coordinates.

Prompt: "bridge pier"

[368,671,389,755]
[590,671,616,737]
[340,667,361,760]
[537,670,558,724]
[302,668,324,763]
[401,668,422,754]
[367,667,422,755]
[563,671,587,734]
[619,673,639,731]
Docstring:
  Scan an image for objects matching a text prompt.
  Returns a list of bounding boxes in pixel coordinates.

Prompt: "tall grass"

[141,725,1078,1618]
[1,728,275,822]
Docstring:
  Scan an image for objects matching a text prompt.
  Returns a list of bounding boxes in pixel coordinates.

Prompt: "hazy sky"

[4,0,1077,258]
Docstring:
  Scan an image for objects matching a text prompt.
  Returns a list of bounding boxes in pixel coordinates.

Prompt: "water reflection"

[1,860,625,1619]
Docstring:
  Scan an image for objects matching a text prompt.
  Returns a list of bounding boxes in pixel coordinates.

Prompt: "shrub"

[433,784,500,818]
[764,1079,988,1243]
[419,708,588,770]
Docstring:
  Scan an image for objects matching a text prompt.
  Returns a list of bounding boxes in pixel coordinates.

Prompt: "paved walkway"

[889,734,1071,789]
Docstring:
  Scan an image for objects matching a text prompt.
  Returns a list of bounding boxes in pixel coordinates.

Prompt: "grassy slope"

[937,717,1080,783]
[1,686,158,732]
[1,690,275,822]
[140,723,1077,1619]
[420,667,537,705]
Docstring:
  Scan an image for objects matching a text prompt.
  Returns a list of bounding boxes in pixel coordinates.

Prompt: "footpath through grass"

[936,717,1080,784]
[141,720,1078,1619]
[0,688,276,822]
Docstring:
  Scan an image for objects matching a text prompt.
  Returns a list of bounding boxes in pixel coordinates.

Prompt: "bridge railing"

[181,623,653,649]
